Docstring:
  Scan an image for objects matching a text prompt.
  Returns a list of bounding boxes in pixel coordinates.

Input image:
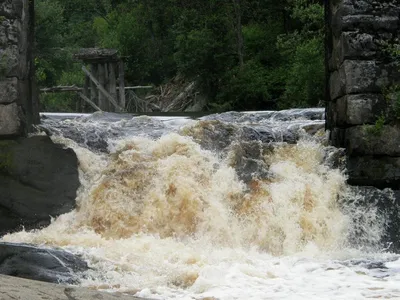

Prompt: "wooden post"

[104,63,111,111]
[108,62,117,113]
[118,60,126,110]
[76,92,102,112]
[82,65,123,112]
[82,75,90,112]
[97,63,108,111]
[90,64,98,108]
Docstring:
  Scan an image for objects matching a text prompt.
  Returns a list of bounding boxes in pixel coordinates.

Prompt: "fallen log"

[40,86,153,93]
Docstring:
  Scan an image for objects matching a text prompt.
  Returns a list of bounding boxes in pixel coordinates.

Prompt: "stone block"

[332,1,400,34]
[346,125,400,156]
[8,18,21,45]
[334,96,347,125]
[329,67,346,100]
[343,60,381,94]
[0,77,18,104]
[0,0,23,19]
[341,0,374,16]
[0,19,8,46]
[341,0,400,17]
[347,155,400,189]
[0,103,20,135]
[341,32,376,59]
[0,45,19,77]
[330,35,342,71]
[326,100,336,129]
[0,18,21,46]
[328,60,394,101]
[329,127,346,148]
[336,94,385,125]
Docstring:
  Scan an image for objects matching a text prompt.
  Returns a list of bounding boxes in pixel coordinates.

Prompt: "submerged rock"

[0,242,88,284]
[345,186,400,252]
[0,136,80,235]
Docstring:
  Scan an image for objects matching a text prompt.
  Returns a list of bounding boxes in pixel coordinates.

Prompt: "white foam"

[2,130,397,299]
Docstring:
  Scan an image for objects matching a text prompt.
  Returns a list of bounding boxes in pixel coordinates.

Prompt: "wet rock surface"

[0,274,145,300]
[0,136,80,235]
[0,103,22,136]
[40,109,325,153]
[0,242,88,284]
[345,186,400,251]
[347,156,400,189]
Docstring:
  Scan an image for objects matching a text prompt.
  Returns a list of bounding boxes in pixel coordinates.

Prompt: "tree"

[35,0,325,112]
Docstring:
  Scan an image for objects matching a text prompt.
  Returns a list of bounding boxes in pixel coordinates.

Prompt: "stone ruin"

[0,0,38,137]
[326,0,400,188]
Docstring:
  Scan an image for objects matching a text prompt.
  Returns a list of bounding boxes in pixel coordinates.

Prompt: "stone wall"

[326,0,400,188]
[0,0,38,137]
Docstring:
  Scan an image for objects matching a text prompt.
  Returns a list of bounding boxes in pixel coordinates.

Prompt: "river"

[2,108,400,299]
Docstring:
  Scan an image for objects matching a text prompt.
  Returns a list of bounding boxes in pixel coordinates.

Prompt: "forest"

[36,0,325,112]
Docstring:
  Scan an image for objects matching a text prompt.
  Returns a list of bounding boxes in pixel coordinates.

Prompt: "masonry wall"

[0,0,38,137]
[327,0,400,188]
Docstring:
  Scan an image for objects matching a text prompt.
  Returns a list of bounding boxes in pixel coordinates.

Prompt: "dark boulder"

[0,136,80,235]
[0,242,88,284]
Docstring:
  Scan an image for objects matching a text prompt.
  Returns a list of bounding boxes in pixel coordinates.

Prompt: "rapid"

[3,109,400,299]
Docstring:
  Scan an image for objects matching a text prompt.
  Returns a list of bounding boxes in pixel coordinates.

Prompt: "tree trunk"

[232,0,244,67]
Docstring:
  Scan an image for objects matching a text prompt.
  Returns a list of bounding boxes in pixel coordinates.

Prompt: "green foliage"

[278,35,324,108]
[383,85,400,120]
[216,60,271,110]
[365,114,386,136]
[276,0,325,108]
[35,0,325,112]
[393,91,400,119]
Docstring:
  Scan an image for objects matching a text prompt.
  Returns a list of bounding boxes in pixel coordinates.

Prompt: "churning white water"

[3,110,400,299]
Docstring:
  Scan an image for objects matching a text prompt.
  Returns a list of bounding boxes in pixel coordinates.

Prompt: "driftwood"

[164,81,196,112]
[119,60,126,109]
[126,90,160,112]
[131,76,203,112]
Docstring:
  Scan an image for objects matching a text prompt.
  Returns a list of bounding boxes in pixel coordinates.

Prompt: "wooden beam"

[108,62,117,113]
[125,86,153,89]
[76,92,102,112]
[39,86,153,93]
[118,60,126,110]
[82,75,90,112]
[82,65,123,112]
[97,64,108,111]
[40,86,82,93]
[90,64,98,108]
